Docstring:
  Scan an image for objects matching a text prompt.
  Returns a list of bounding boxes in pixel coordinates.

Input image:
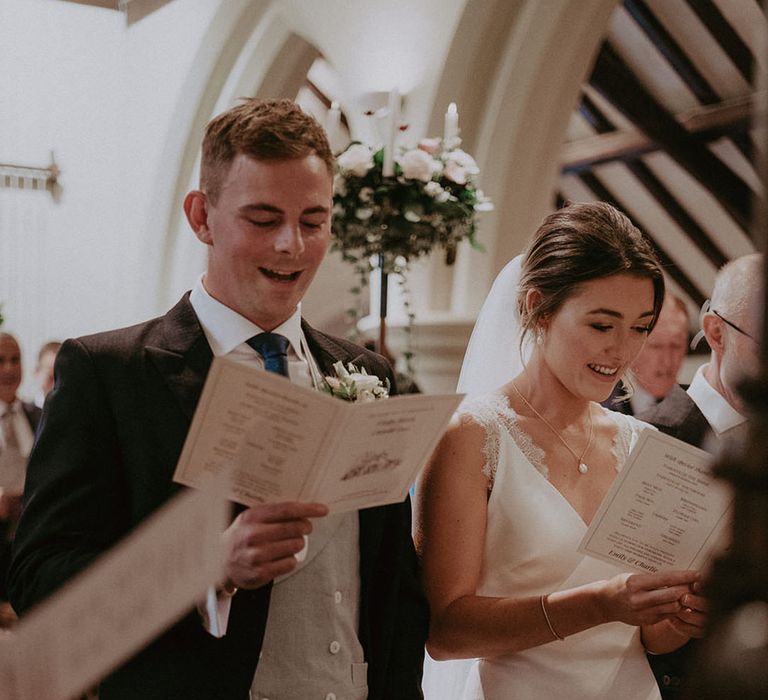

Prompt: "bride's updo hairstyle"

[517,201,665,347]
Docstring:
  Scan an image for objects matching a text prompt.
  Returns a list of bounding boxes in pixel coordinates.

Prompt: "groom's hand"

[221,501,328,589]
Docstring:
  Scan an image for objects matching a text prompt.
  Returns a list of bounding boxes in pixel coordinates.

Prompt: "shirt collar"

[189,276,305,359]
[687,364,746,436]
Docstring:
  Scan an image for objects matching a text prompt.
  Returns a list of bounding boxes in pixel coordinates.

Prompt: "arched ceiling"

[78,0,764,326]
[559,0,764,319]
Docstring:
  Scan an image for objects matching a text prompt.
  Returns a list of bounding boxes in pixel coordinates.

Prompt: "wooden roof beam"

[573,94,730,271]
[625,0,755,161]
[577,171,708,306]
[563,93,760,171]
[589,42,755,231]
[685,0,754,83]
[623,0,721,105]
[625,159,729,269]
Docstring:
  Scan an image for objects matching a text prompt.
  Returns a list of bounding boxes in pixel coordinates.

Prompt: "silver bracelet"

[540,593,565,641]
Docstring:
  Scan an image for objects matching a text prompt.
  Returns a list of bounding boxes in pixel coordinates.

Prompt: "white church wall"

[1,0,126,398]
[0,0,220,398]
[1,0,619,397]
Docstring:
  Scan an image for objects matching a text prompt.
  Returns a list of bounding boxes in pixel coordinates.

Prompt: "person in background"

[636,252,763,700]
[9,98,427,699]
[605,294,689,415]
[0,332,40,617]
[33,341,61,409]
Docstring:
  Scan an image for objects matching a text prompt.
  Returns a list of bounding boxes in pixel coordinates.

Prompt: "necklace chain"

[511,381,594,475]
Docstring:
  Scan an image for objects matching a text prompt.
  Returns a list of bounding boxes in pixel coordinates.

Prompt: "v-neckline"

[496,393,622,529]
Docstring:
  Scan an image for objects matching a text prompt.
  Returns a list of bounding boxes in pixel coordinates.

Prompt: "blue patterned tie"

[246,332,290,377]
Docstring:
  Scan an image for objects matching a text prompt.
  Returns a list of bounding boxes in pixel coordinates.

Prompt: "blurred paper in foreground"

[0,475,229,700]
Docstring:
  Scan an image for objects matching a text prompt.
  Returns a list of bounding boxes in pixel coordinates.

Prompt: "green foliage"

[331,140,491,270]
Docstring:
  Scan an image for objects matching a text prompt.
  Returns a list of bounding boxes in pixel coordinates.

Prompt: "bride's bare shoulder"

[430,392,506,470]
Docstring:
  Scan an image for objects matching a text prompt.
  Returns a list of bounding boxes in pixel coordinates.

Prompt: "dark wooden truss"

[560,0,762,311]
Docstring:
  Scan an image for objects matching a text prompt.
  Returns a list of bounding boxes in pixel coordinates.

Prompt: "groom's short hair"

[200,98,334,204]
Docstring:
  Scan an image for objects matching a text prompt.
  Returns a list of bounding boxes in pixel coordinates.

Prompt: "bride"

[414,202,707,699]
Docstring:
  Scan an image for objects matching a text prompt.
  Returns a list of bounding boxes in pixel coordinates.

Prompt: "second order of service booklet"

[578,429,732,574]
[173,357,463,513]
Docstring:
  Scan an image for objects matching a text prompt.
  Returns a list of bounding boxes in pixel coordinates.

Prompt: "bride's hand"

[597,569,699,627]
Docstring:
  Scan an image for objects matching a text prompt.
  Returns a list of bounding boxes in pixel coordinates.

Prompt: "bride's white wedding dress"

[424,392,661,700]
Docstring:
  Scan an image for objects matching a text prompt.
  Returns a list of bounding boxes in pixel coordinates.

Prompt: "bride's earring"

[536,328,544,346]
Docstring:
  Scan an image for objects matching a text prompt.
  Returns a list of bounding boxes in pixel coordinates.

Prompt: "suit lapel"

[302,319,359,375]
[652,385,713,449]
[144,294,213,421]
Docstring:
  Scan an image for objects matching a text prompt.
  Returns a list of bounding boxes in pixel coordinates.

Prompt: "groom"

[9,98,428,699]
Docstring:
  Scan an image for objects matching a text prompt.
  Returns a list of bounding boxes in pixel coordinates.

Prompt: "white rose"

[424,181,442,197]
[357,389,376,403]
[443,159,468,185]
[337,144,374,177]
[399,148,437,182]
[358,186,374,202]
[349,374,380,392]
[424,181,452,202]
[355,207,374,220]
[333,174,347,196]
[446,149,479,173]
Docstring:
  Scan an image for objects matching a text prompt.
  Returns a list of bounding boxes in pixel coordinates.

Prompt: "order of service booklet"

[578,429,732,574]
[173,357,463,513]
[0,476,229,700]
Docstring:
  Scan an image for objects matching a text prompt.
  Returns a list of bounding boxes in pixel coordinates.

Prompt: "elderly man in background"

[637,252,763,699]
[0,332,40,614]
[639,253,761,448]
[606,294,690,414]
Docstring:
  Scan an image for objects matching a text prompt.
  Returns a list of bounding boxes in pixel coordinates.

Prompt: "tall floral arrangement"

[331,135,492,372]
[332,138,492,271]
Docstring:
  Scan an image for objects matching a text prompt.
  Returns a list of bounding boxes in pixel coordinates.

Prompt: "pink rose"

[399,148,437,182]
[443,159,468,185]
[418,137,442,156]
[443,149,479,185]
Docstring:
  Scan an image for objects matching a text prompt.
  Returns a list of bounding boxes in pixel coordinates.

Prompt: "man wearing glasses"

[636,251,763,700]
[640,252,762,451]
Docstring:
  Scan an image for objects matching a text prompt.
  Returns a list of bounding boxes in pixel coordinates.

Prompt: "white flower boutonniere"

[322,361,390,403]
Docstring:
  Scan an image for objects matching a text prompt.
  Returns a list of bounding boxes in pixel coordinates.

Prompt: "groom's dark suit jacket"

[9,294,428,699]
[636,383,712,700]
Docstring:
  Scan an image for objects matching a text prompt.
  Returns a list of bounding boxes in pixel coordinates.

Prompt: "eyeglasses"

[690,299,759,350]
[712,309,757,341]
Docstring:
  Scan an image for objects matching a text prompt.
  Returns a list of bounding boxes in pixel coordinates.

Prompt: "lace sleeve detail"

[603,407,657,469]
[456,394,507,488]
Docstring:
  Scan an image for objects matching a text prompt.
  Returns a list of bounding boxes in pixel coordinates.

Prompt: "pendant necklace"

[511,381,593,474]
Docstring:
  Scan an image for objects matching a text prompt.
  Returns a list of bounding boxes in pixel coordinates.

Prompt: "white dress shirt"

[190,278,366,699]
[686,364,747,439]
[0,398,35,494]
[190,277,313,636]
[189,277,313,388]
